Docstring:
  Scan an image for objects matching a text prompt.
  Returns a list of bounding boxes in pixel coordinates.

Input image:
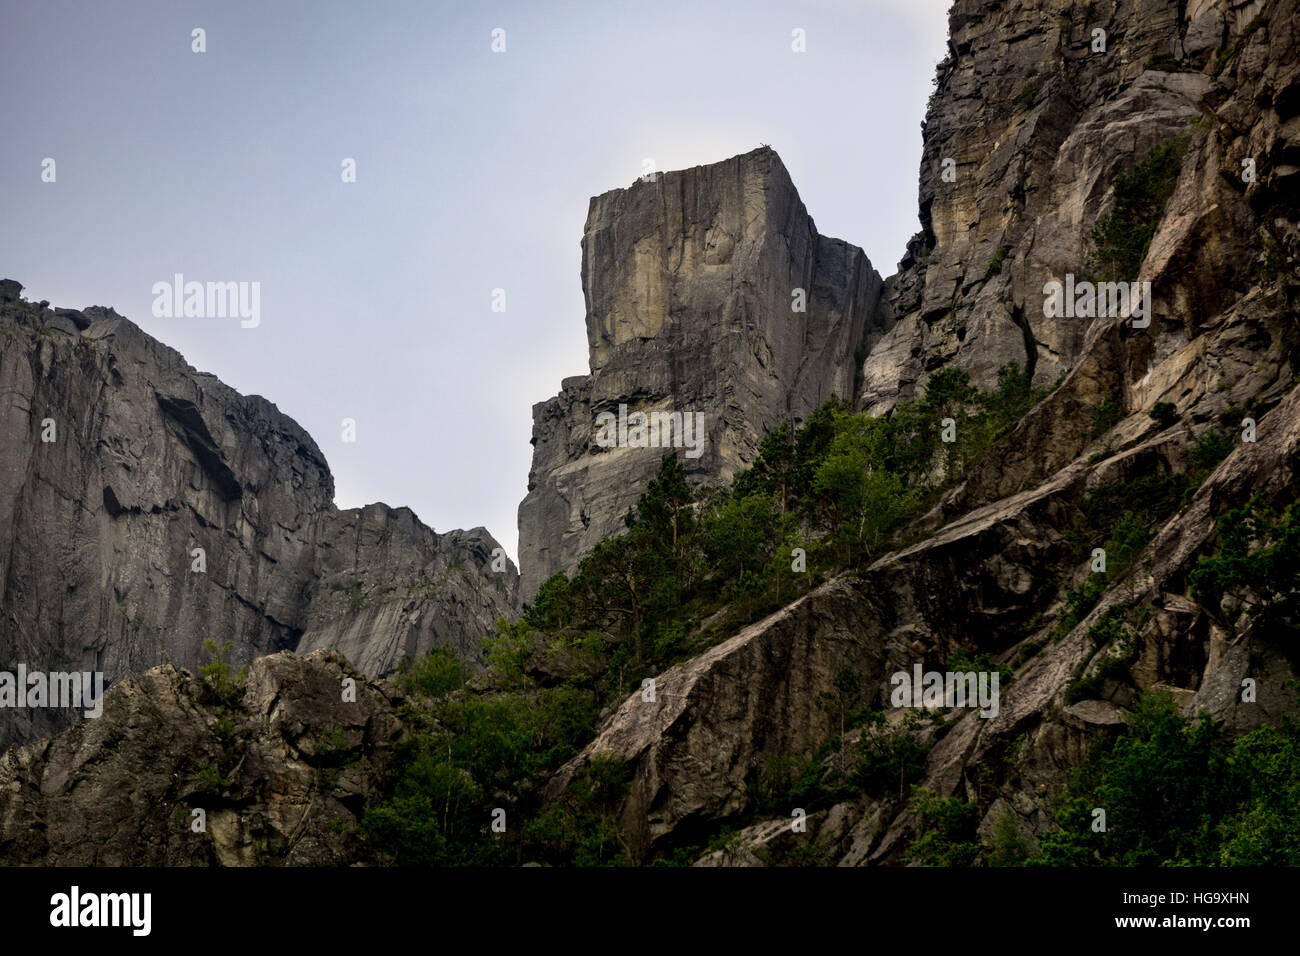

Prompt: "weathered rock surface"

[544,576,895,857]
[0,288,517,750]
[0,650,401,865]
[297,507,516,675]
[6,0,1300,869]
[518,147,884,596]
[858,0,1266,413]
[541,0,1300,865]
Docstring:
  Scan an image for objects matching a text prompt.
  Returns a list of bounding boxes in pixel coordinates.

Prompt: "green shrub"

[1064,647,1135,704]
[522,756,633,866]
[196,763,231,791]
[904,787,980,866]
[1087,398,1121,438]
[1088,138,1187,282]
[1213,43,1241,75]
[1031,690,1300,866]
[988,805,1034,866]
[1143,53,1185,72]
[852,711,932,801]
[1191,428,1234,474]
[1148,401,1178,428]
[984,245,1009,278]
[949,648,1014,686]
[397,645,466,698]
[197,639,246,707]
[1190,499,1300,628]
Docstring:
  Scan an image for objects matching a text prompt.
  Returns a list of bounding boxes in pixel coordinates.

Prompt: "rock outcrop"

[0,650,400,865]
[540,0,1300,864]
[0,288,517,750]
[518,147,884,596]
[858,0,1268,413]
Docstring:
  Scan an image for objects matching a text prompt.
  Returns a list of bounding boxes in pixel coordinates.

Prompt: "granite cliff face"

[3,0,1298,868]
[0,282,517,751]
[541,0,1300,864]
[518,148,884,596]
[859,0,1282,413]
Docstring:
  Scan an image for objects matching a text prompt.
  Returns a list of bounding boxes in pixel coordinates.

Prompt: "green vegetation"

[395,644,465,698]
[1192,427,1234,473]
[196,763,231,791]
[1213,43,1241,75]
[1014,82,1039,111]
[197,638,246,707]
[360,677,602,865]
[192,640,247,798]
[361,365,1049,865]
[1051,420,1243,643]
[749,701,936,820]
[988,805,1034,866]
[524,362,1046,693]
[1258,233,1283,284]
[356,364,1293,869]
[904,787,980,866]
[1087,138,1187,282]
[1031,690,1300,865]
[1086,397,1121,439]
[313,727,357,767]
[1143,53,1186,72]
[1190,497,1300,632]
[523,756,632,866]
[1064,606,1138,703]
[327,578,367,613]
[984,245,1009,278]
[1148,401,1178,428]
[1052,473,1190,639]
[903,687,1300,866]
[949,648,1014,687]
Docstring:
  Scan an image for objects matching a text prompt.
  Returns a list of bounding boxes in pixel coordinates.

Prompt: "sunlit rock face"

[518,147,884,596]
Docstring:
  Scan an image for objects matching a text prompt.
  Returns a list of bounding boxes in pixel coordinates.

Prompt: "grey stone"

[518,147,884,596]
[0,292,518,751]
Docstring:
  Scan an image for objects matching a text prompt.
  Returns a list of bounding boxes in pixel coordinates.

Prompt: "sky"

[0,0,950,562]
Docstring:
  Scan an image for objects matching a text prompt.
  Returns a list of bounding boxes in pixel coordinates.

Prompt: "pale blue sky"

[0,0,949,560]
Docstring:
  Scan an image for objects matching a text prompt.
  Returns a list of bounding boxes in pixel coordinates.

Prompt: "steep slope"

[518,147,884,596]
[542,0,1300,864]
[0,283,517,751]
[860,0,1270,412]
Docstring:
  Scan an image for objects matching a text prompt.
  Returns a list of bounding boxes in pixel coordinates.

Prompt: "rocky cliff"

[0,282,517,751]
[0,649,400,865]
[517,148,884,596]
[3,0,1298,868]
[542,0,1300,864]
[860,0,1283,412]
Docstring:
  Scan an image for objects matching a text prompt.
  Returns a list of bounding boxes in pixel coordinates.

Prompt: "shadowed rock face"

[0,290,517,751]
[0,650,403,865]
[518,147,884,597]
